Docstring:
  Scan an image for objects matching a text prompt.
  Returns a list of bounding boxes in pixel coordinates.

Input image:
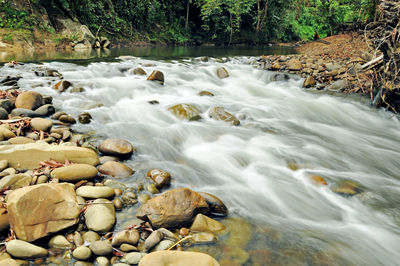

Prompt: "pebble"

[98,139,135,157]
[72,246,92,260]
[82,231,100,243]
[48,235,72,249]
[98,161,134,178]
[153,240,175,251]
[95,256,110,266]
[84,199,115,232]
[58,114,76,124]
[113,198,123,210]
[76,186,115,198]
[147,169,171,188]
[89,240,113,256]
[122,252,147,265]
[111,229,140,247]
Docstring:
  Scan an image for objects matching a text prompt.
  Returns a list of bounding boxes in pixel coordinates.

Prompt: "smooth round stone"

[332,180,363,196]
[153,240,175,251]
[89,240,113,256]
[146,169,171,189]
[99,156,118,164]
[146,184,159,194]
[49,235,72,249]
[95,256,110,266]
[82,231,100,243]
[179,227,189,237]
[111,230,140,247]
[15,91,44,110]
[30,118,53,132]
[113,198,123,210]
[36,175,48,184]
[98,139,135,157]
[84,199,115,232]
[98,161,134,178]
[51,164,98,182]
[139,251,219,266]
[8,137,35,144]
[122,252,147,265]
[73,231,84,246]
[58,115,76,124]
[199,91,214,96]
[35,104,55,116]
[120,244,138,252]
[6,240,48,259]
[0,259,19,266]
[144,230,163,251]
[0,126,16,139]
[216,67,229,79]
[72,246,92,260]
[76,186,115,199]
[78,112,92,124]
[51,111,67,120]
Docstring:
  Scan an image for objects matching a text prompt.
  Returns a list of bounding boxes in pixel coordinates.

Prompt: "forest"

[1,0,378,44]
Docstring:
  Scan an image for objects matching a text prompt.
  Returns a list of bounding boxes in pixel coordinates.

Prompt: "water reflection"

[0,45,295,63]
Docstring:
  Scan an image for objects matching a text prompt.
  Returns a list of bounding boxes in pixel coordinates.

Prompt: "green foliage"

[0,1,34,29]
[2,33,13,42]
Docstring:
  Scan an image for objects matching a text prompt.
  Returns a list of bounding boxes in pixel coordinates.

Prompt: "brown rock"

[287,58,303,71]
[147,71,164,85]
[198,192,228,216]
[190,214,226,233]
[136,188,209,229]
[270,62,281,70]
[217,67,229,79]
[98,139,135,157]
[147,169,171,188]
[98,161,134,178]
[209,107,240,126]
[7,183,80,242]
[30,118,53,132]
[199,91,214,97]
[133,68,147,75]
[111,230,140,247]
[15,91,44,110]
[54,80,73,92]
[310,175,327,186]
[138,251,219,266]
[50,164,98,182]
[168,104,201,121]
[303,76,316,88]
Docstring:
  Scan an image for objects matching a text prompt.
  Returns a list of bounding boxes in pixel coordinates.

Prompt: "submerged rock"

[7,183,80,242]
[133,68,147,75]
[147,70,164,85]
[199,91,214,97]
[54,80,73,92]
[332,180,363,196]
[0,142,99,169]
[98,161,134,178]
[168,104,202,121]
[217,67,229,79]
[136,188,209,229]
[198,192,228,216]
[138,251,219,266]
[209,107,240,126]
[190,214,226,233]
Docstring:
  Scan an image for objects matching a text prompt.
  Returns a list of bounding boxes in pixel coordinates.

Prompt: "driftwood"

[361,55,383,70]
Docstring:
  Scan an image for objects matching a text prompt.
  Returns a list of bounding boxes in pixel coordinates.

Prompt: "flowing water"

[2,49,400,265]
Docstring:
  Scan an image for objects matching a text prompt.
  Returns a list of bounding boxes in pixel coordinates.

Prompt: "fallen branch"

[361,55,384,70]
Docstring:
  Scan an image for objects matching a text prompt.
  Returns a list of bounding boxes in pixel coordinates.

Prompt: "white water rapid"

[3,56,400,265]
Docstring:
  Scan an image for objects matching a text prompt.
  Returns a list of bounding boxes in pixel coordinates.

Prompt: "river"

[2,47,400,265]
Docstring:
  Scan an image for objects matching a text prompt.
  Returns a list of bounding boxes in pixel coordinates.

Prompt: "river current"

[2,54,400,265]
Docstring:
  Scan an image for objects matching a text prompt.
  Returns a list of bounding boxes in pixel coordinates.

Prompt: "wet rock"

[11,108,38,118]
[71,87,84,93]
[198,192,228,216]
[303,76,316,88]
[89,240,113,256]
[99,156,118,164]
[133,68,147,75]
[84,199,115,232]
[15,91,44,110]
[147,71,164,85]
[51,164,98,182]
[287,58,303,71]
[82,231,100,243]
[42,95,53,104]
[120,244,138,252]
[144,229,163,251]
[199,91,214,97]
[30,118,53,132]
[168,104,202,121]
[72,246,92,260]
[122,252,147,265]
[7,183,80,242]
[59,114,76,124]
[139,251,219,266]
[190,214,226,233]
[271,73,290,82]
[148,100,159,105]
[153,239,175,251]
[0,99,13,113]
[8,136,35,144]
[51,111,67,120]
[0,142,99,169]
[326,79,348,92]
[310,175,327,186]
[0,212,9,233]
[209,107,240,126]
[192,232,217,244]
[76,186,115,198]
[112,229,140,247]
[147,183,159,194]
[179,227,189,237]
[6,240,48,259]
[54,80,73,92]
[95,256,110,266]
[0,259,18,266]
[270,62,281,70]
[0,108,8,120]
[136,188,209,229]
[98,161,134,178]
[217,67,229,79]
[138,193,150,204]
[98,139,135,157]
[49,235,72,249]
[225,217,252,248]
[332,180,363,196]
[147,169,171,188]
[78,112,92,124]
[0,173,32,190]
[35,104,55,116]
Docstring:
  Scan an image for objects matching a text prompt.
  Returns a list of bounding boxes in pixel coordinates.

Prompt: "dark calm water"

[0,45,295,63]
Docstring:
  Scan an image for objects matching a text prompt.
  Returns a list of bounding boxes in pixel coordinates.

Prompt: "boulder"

[98,139,135,157]
[54,80,73,92]
[138,251,219,266]
[15,91,44,110]
[50,164,98,182]
[0,142,99,170]
[190,214,226,233]
[7,183,80,242]
[111,229,140,247]
[147,71,164,85]
[303,76,316,88]
[136,188,209,229]
[168,104,201,121]
[84,199,115,232]
[198,192,228,216]
[98,161,134,178]
[287,58,303,71]
[216,67,229,79]
[30,118,53,132]
[76,186,115,198]
[6,240,48,259]
[209,107,240,126]
[147,169,171,188]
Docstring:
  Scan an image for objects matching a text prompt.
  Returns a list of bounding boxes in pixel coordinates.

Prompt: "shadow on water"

[0,45,296,64]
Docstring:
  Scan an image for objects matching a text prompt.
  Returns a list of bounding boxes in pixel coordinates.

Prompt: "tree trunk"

[185,0,190,31]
